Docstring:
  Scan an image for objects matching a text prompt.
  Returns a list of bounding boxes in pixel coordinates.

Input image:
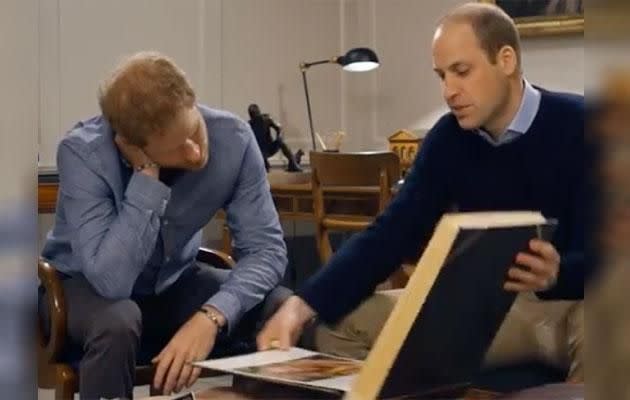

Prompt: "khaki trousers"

[312,290,583,381]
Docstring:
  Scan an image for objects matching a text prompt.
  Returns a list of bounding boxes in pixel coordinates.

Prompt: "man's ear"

[497,45,518,76]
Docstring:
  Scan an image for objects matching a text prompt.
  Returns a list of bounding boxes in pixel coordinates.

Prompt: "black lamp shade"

[300,47,381,150]
[338,47,380,72]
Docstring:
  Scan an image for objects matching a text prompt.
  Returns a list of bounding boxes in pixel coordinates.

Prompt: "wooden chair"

[37,247,235,400]
[309,151,401,265]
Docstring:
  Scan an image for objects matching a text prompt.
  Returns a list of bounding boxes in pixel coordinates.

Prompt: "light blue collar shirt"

[477,79,541,146]
[41,105,288,333]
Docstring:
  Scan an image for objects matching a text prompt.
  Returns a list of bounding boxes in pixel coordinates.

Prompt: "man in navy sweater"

[258,2,584,381]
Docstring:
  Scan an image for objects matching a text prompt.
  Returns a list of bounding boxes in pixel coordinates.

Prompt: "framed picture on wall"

[479,0,584,36]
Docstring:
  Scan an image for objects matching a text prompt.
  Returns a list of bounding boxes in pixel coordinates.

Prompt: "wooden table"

[38,167,60,214]
[146,386,501,400]
[194,385,499,400]
[192,376,500,399]
[38,169,385,219]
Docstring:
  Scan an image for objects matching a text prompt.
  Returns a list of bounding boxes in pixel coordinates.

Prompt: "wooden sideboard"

[38,183,59,214]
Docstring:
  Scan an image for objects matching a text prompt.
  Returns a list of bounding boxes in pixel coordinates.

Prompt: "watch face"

[200,308,222,331]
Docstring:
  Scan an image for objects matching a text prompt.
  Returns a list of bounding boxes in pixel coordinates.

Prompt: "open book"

[194,211,556,399]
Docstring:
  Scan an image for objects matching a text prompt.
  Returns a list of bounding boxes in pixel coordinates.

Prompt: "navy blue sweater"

[299,89,586,324]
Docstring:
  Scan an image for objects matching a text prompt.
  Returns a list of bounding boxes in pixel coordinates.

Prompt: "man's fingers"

[504,281,531,292]
[515,252,547,274]
[187,366,202,388]
[529,239,560,263]
[152,348,166,364]
[507,266,546,288]
[257,298,313,351]
[113,134,126,147]
[257,336,270,351]
[176,362,193,393]
[163,352,187,394]
[185,140,202,163]
[153,350,174,390]
[280,322,298,350]
[257,322,294,351]
[257,321,277,351]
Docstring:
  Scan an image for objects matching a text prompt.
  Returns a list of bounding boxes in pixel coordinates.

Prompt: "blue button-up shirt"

[41,105,287,332]
[477,79,541,146]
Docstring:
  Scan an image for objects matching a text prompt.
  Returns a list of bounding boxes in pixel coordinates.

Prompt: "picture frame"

[479,0,584,37]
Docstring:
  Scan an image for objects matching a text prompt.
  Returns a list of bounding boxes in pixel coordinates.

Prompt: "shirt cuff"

[205,290,244,335]
[125,172,171,215]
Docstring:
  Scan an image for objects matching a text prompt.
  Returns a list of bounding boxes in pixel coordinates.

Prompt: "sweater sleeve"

[297,118,454,324]
[538,106,587,300]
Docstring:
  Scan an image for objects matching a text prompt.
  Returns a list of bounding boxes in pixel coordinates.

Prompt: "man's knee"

[567,301,584,337]
[312,290,400,358]
[566,301,584,381]
[564,301,584,359]
[85,299,142,350]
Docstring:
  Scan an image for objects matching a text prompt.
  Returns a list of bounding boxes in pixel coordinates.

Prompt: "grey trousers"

[38,264,292,400]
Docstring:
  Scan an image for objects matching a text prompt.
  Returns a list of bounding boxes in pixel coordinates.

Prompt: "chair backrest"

[309,151,401,265]
[309,151,400,188]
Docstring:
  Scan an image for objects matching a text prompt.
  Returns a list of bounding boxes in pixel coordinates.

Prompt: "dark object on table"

[248,104,302,172]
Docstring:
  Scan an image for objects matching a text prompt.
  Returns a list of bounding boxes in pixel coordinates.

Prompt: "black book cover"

[378,221,557,398]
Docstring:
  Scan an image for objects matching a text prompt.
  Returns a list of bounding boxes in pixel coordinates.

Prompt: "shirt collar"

[476,79,541,146]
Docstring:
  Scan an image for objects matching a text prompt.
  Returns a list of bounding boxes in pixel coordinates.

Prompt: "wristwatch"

[134,160,159,172]
[198,306,224,332]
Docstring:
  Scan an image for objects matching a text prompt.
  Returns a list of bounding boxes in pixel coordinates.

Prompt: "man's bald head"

[436,2,521,70]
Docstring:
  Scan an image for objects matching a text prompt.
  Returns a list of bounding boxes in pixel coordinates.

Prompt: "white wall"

[342,0,584,149]
[33,0,346,244]
[32,0,585,165]
[521,36,584,94]
[1,0,38,203]
[220,0,342,152]
[25,0,585,247]
[36,0,343,167]
[39,0,220,166]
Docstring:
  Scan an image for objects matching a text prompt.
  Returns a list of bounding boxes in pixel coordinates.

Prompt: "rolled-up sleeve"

[205,134,287,333]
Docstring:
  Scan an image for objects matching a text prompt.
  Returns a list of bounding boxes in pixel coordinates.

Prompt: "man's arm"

[297,126,451,324]
[58,142,170,299]
[538,142,586,300]
[204,132,287,333]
